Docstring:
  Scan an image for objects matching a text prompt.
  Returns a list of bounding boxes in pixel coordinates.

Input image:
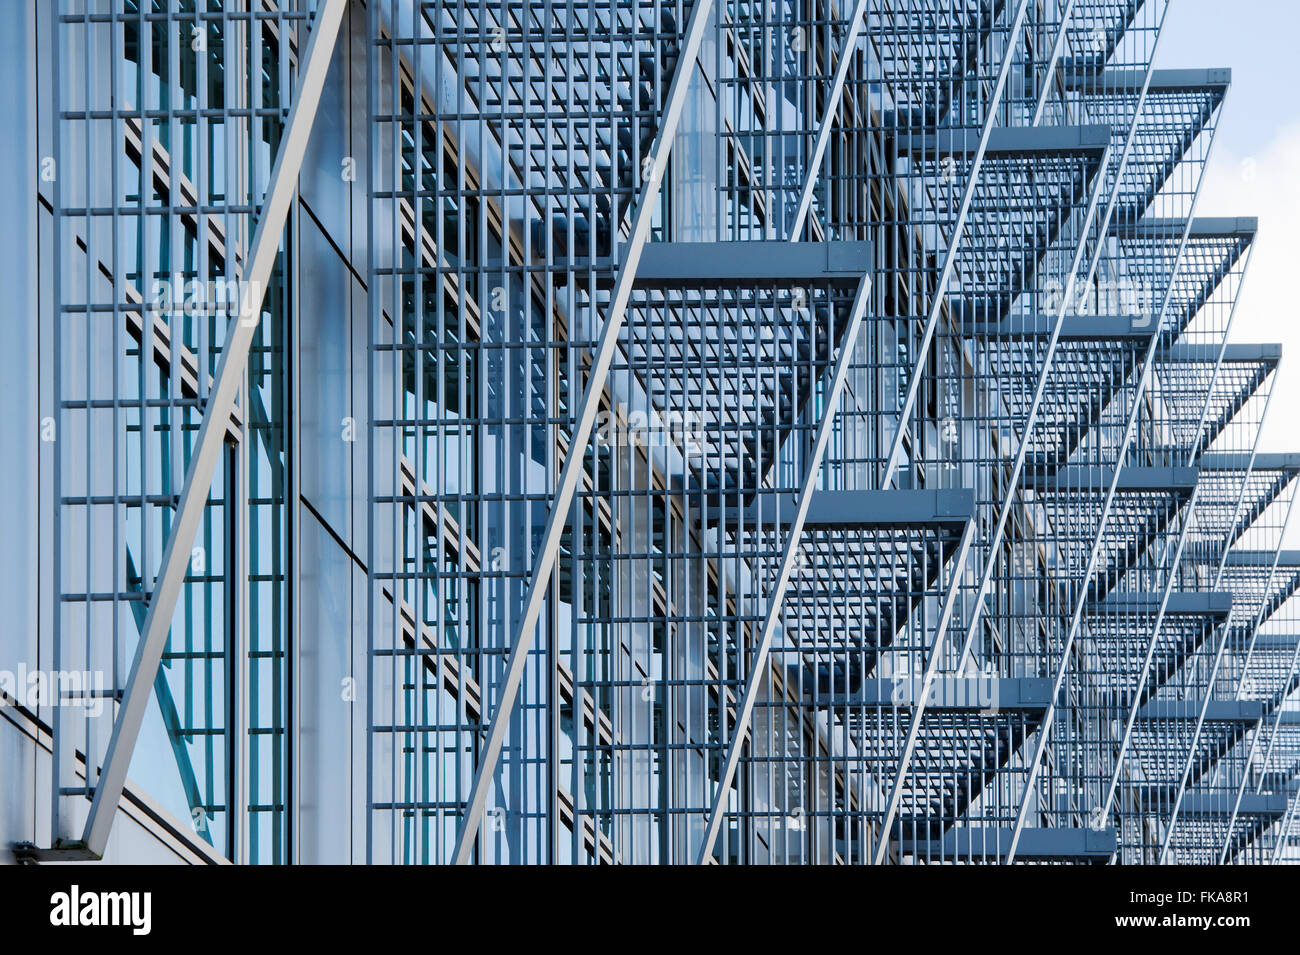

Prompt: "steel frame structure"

[22,0,1300,865]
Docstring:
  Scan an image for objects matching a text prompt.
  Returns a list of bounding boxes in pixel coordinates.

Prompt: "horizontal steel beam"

[1087,591,1233,619]
[958,313,1152,340]
[1248,634,1300,652]
[897,124,1112,158]
[897,826,1117,860]
[1062,66,1231,93]
[1158,342,1281,364]
[1226,550,1300,568]
[1113,216,1257,240]
[602,240,873,288]
[707,488,975,530]
[806,676,1052,711]
[1137,699,1264,723]
[1022,465,1198,493]
[1179,793,1287,818]
[1200,452,1300,472]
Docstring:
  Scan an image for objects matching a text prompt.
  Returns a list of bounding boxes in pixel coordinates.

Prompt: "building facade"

[2,0,1299,864]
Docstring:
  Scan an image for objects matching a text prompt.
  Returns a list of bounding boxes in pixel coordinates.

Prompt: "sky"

[1155,0,1300,459]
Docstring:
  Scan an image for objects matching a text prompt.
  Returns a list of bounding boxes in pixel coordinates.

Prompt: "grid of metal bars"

[49,0,304,863]
[34,0,1300,865]
[357,0,1300,865]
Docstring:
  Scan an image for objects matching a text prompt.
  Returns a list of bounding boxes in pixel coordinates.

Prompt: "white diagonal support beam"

[878,0,1031,489]
[1029,0,1078,125]
[877,40,1133,861]
[450,0,717,865]
[1005,227,1199,863]
[1160,520,1289,862]
[1094,243,1252,832]
[951,137,1115,671]
[1220,674,1300,864]
[1270,782,1300,865]
[869,514,977,864]
[1217,463,1300,865]
[77,0,348,858]
[881,138,1112,865]
[1001,14,1214,861]
[1008,197,1229,869]
[1229,628,1300,863]
[1076,0,1176,307]
[1095,484,1201,821]
[953,25,1170,673]
[788,0,866,241]
[695,273,872,865]
[878,2,1152,865]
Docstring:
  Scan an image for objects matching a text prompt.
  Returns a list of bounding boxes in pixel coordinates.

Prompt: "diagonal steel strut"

[1210,370,1299,865]
[76,0,349,858]
[1270,775,1300,865]
[1004,228,1196,864]
[1215,451,1298,865]
[1161,501,1290,862]
[1226,607,1300,863]
[862,124,1115,850]
[695,273,872,865]
[1008,135,1230,868]
[878,0,1031,489]
[916,1,1170,677]
[885,140,1113,865]
[450,0,717,865]
[870,0,1115,866]
[1093,243,1254,834]
[1219,599,1300,863]
[788,0,867,241]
